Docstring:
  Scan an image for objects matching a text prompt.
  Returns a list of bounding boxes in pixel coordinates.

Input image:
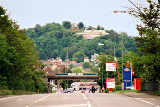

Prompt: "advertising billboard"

[106,62,116,72]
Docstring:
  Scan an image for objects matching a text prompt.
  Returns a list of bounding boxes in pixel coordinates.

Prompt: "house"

[76,30,107,40]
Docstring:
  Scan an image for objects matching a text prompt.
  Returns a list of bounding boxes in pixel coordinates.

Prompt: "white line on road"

[0,96,21,101]
[87,101,91,107]
[82,93,88,100]
[135,98,154,105]
[34,94,50,104]
[82,94,91,107]
[53,104,88,107]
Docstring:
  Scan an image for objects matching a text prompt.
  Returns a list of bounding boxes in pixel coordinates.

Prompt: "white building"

[76,30,107,40]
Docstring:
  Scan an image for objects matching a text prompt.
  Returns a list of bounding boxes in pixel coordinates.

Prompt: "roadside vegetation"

[0,6,47,94]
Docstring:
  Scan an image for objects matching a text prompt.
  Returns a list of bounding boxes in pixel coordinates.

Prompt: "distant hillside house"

[71,23,79,31]
[76,30,107,40]
[84,57,89,62]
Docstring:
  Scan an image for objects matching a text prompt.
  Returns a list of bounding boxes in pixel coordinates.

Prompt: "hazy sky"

[0,0,141,36]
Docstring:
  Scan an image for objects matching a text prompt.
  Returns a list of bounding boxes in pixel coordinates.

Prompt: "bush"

[115,85,122,91]
[0,90,12,95]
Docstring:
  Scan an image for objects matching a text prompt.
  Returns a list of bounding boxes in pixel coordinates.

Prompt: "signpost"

[105,61,117,92]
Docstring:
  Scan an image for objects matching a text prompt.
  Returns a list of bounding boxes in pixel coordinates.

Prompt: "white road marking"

[81,94,92,107]
[34,94,50,103]
[82,93,88,100]
[87,101,91,107]
[53,104,88,107]
[0,96,21,101]
[135,98,154,105]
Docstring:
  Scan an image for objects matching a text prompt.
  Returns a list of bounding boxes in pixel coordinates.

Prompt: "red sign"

[106,78,115,88]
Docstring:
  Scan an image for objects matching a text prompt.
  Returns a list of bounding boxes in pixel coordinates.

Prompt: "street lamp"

[98,43,104,89]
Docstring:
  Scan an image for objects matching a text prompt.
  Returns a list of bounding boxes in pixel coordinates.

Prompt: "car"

[64,88,73,93]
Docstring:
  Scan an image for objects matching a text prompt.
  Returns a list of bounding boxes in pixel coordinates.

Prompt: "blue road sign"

[123,67,132,89]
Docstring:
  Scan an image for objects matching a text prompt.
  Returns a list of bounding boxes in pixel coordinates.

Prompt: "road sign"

[123,67,132,89]
[106,62,116,72]
[106,78,115,88]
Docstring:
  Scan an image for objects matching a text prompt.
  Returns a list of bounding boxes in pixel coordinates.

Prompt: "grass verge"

[0,90,36,95]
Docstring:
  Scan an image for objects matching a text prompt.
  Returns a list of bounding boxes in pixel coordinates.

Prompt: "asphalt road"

[0,92,159,107]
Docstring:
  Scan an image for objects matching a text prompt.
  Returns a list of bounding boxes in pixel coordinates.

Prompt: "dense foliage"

[129,0,160,82]
[0,7,46,92]
[26,22,136,62]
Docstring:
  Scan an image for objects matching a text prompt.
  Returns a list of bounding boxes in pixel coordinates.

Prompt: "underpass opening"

[47,73,99,93]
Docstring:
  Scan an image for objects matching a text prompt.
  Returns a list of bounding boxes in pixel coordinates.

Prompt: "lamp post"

[98,43,104,89]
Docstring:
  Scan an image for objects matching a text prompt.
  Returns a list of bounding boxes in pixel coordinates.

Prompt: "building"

[76,30,107,40]
[84,57,89,62]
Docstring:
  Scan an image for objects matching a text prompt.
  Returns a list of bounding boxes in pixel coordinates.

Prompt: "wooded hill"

[27,22,136,62]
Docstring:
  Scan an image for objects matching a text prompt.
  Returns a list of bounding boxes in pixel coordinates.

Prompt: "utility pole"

[65,47,69,88]
[121,35,125,90]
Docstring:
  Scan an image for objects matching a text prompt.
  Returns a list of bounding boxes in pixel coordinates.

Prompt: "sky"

[0,0,141,36]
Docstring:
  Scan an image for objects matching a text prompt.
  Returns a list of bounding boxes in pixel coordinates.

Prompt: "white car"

[64,88,74,93]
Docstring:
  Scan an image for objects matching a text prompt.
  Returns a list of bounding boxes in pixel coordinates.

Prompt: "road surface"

[0,93,159,107]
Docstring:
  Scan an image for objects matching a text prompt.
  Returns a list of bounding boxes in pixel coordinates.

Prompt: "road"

[0,92,159,107]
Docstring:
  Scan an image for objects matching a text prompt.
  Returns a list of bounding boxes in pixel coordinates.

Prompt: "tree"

[83,62,90,69]
[72,51,85,62]
[97,25,101,30]
[128,0,160,82]
[77,22,84,29]
[0,6,46,92]
[62,21,71,29]
[97,55,114,88]
[71,67,82,73]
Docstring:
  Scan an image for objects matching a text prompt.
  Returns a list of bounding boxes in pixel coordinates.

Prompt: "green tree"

[77,22,84,29]
[72,51,85,62]
[71,67,82,73]
[83,62,90,69]
[62,21,71,29]
[97,55,114,88]
[128,0,160,82]
[0,6,46,92]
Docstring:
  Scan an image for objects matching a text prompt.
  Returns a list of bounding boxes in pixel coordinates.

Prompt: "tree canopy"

[128,0,160,82]
[0,6,46,92]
